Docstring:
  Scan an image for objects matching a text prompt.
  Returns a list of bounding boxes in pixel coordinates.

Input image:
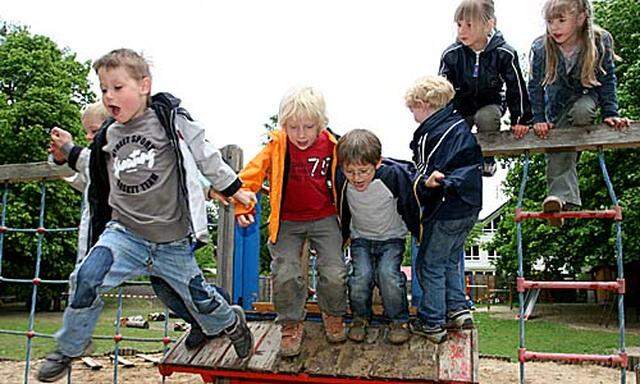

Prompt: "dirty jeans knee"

[316,265,348,316]
[348,241,375,319]
[71,246,113,309]
[376,240,409,322]
[569,95,597,127]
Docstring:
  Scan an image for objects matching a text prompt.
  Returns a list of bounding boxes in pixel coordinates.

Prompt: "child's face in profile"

[81,114,103,143]
[408,102,431,124]
[98,66,150,124]
[457,18,490,51]
[284,116,321,150]
[343,161,379,192]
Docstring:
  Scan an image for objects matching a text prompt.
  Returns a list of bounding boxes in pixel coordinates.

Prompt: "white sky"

[3,0,547,215]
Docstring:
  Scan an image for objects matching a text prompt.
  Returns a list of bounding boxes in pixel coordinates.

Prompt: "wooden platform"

[159,320,478,383]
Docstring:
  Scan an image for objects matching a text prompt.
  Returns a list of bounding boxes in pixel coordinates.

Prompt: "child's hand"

[533,122,553,139]
[511,124,529,140]
[604,117,630,131]
[208,188,229,206]
[50,127,73,147]
[232,189,257,208]
[49,142,66,164]
[425,170,445,188]
[236,213,255,227]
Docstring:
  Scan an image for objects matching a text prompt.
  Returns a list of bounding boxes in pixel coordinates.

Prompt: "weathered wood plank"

[109,355,135,367]
[81,357,103,370]
[189,332,233,367]
[0,161,75,183]
[219,322,272,370]
[136,353,161,365]
[161,333,199,366]
[477,122,640,156]
[247,322,280,372]
[438,329,478,383]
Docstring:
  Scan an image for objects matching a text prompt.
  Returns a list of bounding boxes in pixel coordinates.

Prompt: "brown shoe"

[280,321,304,357]
[322,313,346,343]
[347,318,368,342]
[542,195,564,227]
[387,322,411,344]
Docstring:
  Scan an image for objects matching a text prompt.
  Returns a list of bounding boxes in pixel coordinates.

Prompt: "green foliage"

[492,0,640,284]
[0,25,94,309]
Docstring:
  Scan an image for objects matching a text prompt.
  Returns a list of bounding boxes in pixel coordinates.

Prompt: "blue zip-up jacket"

[410,104,483,221]
[335,158,426,243]
[528,31,619,124]
[439,30,532,125]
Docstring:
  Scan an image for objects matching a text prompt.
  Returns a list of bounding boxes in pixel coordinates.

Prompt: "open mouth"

[109,105,121,117]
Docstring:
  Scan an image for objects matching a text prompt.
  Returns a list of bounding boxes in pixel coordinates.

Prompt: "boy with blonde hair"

[235,86,347,357]
[405,75,482,343]
[38,49,255,382]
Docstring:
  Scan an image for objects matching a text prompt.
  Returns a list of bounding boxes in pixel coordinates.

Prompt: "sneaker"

[280,321,304,357]
[482,159,497,177]
[224,305,254,359]
[184,326,207,350]
[347,318,368,342]
[322,313,346,343]
[445,309,474,330]
[542,195,564,227]
[387,322,411,345]
[37,351,72,382]
[409,318,448,344]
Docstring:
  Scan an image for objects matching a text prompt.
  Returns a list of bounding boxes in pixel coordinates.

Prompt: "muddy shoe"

[482,157,497,177]
[410,318,447,344]
[280,321,304,357]
[322,313,346,343]
[542,195,564,227]
[387,322,411,345]
[347,318,368,342]
[184,326,207,350]
[37,351,72,382]
[444,308,474,330]
[225,305,254,359]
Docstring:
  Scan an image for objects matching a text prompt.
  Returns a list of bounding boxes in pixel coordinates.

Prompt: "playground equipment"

[479,121,640,384]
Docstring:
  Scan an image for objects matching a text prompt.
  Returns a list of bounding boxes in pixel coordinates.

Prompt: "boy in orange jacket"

[235,86,347,357]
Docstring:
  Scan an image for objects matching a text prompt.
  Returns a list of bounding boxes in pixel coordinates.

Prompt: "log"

[477,122,640,156]
[0,161,74,183]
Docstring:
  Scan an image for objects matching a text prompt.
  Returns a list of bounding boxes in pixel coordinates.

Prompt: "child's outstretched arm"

[528,40,553,139]
[500,47,533,139]
[597,32,630,131]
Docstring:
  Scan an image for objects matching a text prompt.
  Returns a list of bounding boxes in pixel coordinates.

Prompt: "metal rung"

[516,277,625,294]
[519,348,628,367]
[514,206,622,222]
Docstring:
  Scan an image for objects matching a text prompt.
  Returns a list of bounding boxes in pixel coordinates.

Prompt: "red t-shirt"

[281,131,336,221]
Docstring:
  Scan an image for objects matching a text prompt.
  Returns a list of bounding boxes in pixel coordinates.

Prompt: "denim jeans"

[56,221,235,357]
[348,237,409,323]
[415,215,477,327]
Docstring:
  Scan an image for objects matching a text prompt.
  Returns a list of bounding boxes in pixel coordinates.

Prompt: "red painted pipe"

[520,350,627,368]
[516,277,625,293]
[514,206,621,222]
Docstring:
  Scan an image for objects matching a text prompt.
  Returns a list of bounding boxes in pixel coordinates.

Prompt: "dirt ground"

[0,357,636,384]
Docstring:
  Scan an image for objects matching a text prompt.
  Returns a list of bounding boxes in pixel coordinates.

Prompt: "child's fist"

[533,122,552,139]
[232,189,257,208]
[236,213,255,228]
[425,170,445,188]
[50,127,73,147]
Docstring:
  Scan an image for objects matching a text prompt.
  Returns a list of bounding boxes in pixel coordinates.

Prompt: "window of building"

[487,248,499,261]
[464,245,480,261]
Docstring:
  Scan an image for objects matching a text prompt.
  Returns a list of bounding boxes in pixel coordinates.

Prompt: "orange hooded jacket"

[235,129,339,243]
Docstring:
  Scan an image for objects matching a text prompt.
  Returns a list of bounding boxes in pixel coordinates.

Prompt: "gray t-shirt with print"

[103,109,190,243]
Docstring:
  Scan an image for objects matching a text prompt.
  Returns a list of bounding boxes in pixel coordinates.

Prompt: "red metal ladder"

[514,150,627,384]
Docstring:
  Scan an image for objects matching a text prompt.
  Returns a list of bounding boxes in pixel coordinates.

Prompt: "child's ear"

[375,160,382,169]
[139,76,152,95]
[577,12,587,27]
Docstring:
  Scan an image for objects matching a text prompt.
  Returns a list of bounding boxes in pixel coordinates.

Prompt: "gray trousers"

[268,216,347,323]
[468,104,503,132]
[546,95,597,207]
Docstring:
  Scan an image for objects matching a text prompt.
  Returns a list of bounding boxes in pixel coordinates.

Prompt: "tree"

[491,0,640,286]
[0,25,94,309]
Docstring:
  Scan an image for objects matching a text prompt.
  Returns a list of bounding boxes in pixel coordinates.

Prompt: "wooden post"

[216,145,243,300]
[0,161,75,183]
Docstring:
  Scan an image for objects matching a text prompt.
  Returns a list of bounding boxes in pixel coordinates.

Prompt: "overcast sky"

[3,0,548,215]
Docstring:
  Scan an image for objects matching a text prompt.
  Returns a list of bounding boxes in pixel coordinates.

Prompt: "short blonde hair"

[93,48,151,81]
[278,86,328,130]
[405,75,455,110]
[82,101,110,123]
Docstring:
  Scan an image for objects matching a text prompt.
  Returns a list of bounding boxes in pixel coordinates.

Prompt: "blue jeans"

[348,238,409,323]
[56,221,235,357]
[415,215,477,327]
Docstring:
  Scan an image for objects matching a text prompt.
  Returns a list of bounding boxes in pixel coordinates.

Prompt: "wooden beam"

[81,357,103,370]
[477,122,640,156]
[0,161,75,184]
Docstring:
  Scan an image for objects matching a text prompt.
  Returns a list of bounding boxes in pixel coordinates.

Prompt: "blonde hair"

[542,0,613,87]
[278,86,328,130]
[93,48,151,81]
[454,0,496,26]
[82,101,109,122]
[405,76,455,110]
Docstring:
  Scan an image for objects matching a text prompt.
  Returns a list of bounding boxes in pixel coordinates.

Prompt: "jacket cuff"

[220,178,242,197]
[67,146,84,171]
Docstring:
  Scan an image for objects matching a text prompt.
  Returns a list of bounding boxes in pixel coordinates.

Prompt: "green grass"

[475,311,639,359]
[0,298,183,360]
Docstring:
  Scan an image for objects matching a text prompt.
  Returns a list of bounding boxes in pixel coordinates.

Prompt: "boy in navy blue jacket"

[405,75,483,343]
[335,129,424,345]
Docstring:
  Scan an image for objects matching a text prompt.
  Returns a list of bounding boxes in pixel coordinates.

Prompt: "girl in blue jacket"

[529,0,629,226]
